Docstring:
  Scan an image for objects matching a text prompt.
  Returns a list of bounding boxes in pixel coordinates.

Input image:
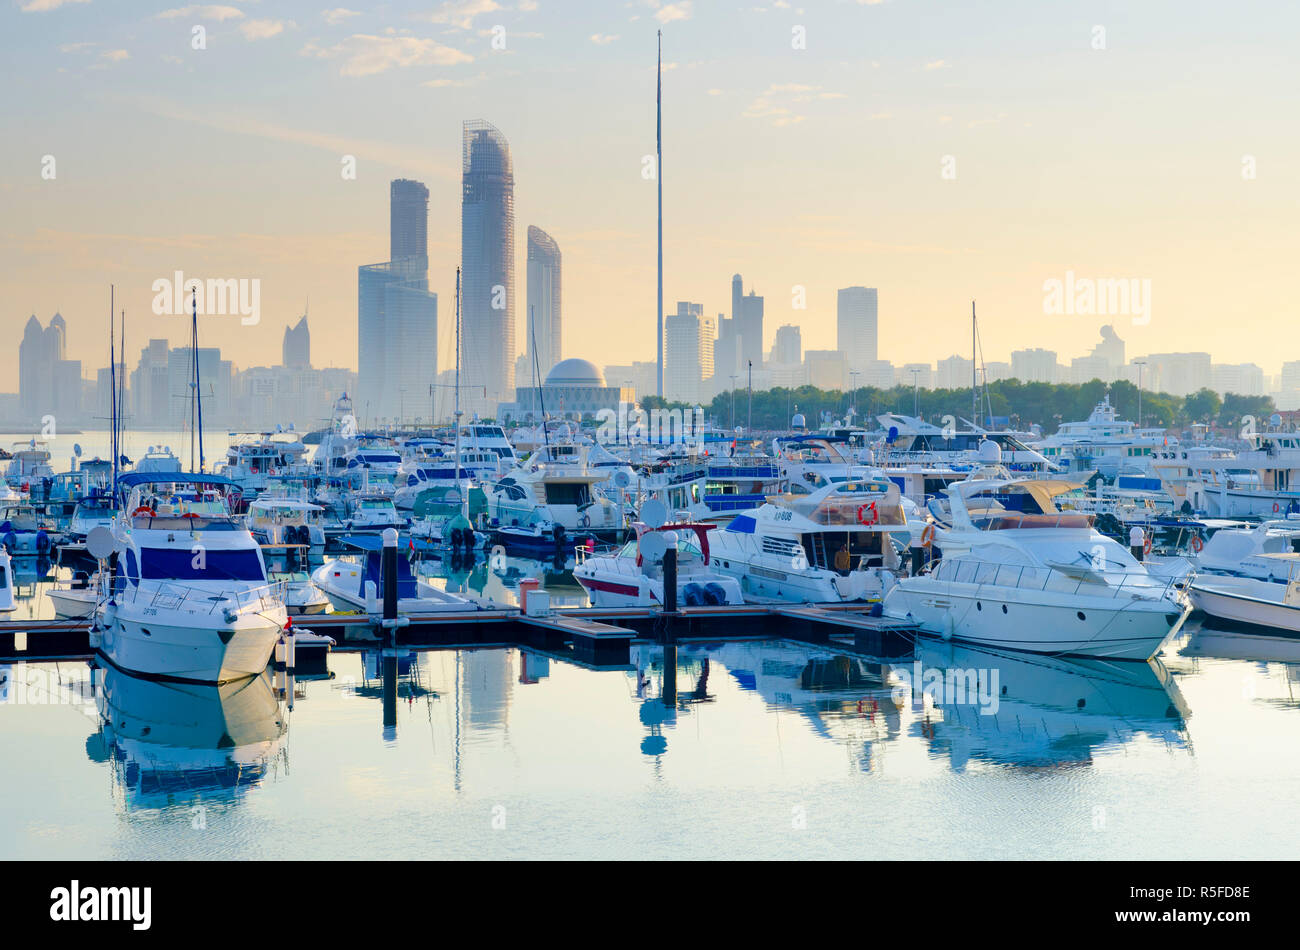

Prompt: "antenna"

[656,28,664,399]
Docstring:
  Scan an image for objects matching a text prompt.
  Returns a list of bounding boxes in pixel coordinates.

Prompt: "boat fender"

[36,530,49,552]
[705,582,728,605]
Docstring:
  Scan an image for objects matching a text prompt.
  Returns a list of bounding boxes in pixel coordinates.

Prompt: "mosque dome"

[544,358,605,388]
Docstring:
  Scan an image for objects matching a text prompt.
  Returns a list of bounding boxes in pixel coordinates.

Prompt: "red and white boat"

[573,522,744,608]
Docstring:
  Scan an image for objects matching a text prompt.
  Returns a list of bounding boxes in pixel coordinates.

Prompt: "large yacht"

[1183,415,1300,517]
[882,468,1189,660]
[92,473,287,683]
[1038,394,1174,479]
[572,521,744,607]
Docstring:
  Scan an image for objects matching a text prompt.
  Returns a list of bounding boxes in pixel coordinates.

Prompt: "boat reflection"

[90,664,287,810]
[628,638,1190,771]
[907,641,1190,770]
[1180,620,1300,709]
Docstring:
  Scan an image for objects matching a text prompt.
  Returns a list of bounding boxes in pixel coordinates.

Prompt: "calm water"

[2,622,1299,860]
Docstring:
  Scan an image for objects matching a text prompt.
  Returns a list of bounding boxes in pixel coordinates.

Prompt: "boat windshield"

[140,547,266,581]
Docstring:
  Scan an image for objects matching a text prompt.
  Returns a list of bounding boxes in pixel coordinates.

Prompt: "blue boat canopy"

[117,472,239,489]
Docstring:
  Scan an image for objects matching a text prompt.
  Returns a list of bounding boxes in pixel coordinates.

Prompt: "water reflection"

[907,641,1189,771]
[624,638,1190,772]
[1181,622,1300,710]
[89,665,287,812]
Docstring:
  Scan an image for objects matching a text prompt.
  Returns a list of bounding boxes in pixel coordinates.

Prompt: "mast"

[655,28,664,399]
[454,267,466,519]
[531,303,551,456]
[192,290,205,471]
[109,285,117,492]
[971,300,977,426]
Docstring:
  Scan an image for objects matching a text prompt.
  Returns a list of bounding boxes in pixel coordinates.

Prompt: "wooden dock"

[0,601,921,665]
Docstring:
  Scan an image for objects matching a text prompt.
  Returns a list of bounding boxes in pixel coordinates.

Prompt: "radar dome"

[977,439,1002,464]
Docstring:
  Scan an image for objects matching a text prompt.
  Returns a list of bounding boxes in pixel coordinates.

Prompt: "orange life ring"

[1190,534,1204,553]
[921,524,936,548]
[1143,534,1153,555]
[1274,503,1281,513]
[132,505,155,517]
[182,512,200,519]
[856,502,878,525]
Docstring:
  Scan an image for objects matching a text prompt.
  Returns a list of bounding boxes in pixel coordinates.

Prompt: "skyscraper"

[461,119,516,416]
[837,286,878,373]
[524,225,562,385]
[358,259,437,424]
[665,302,714,404]
[358,178,437,424]
[282,314,310,369]
[389,179,429,265]
[737,288,764,368]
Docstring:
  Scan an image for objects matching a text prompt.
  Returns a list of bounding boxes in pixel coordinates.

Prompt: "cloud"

[654,1,692,23]
[423,0,501,30]
[156,5,245,21]
[743,82,844,125]
[706,87,722,95]
[923,59,948,70]
[302,33,473,77]
[321,7,361,25]
[58,41,96,53]
[518,0,538,9]
[240,18,287,39]
[101,49,129,62]
[20,0,91,11]
[590,33,619,45]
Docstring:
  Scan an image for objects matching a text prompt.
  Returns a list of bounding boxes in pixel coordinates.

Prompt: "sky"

[2,0,1298,384]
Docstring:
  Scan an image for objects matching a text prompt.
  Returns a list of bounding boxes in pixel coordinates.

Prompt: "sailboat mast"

[971,300,977,426]
[110,285,117,491]
[655,28,664,399]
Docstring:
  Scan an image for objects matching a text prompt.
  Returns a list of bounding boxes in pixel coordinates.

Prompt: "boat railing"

[121,579,286,616]
[934,557,1180,601]
[574,543,621,565]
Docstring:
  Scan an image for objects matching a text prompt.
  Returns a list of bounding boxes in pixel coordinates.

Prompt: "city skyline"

[3,1,1299,386]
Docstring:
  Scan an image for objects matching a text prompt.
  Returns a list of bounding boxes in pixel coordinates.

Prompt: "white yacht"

[876,414,1055,472]
[342,491,404,532]
[1187,574,1300,634]
[572,521,744,608]
[132,445,183,474]
[92,473,287,684]
[247,494,326,548]
[1038,394,1174,479]
[709,478,908,604]
[882,472,1189,660]
[218,431,310,497]
[489,443,621,534]
[1185,415,1300,517]
[3,440,54,487]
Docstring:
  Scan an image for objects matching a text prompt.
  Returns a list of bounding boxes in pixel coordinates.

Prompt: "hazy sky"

[2,0,1298,384]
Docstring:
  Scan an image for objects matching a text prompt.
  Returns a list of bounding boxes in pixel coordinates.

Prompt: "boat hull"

[883,580,1187,660]
[96,603,284,684]
[1187,579,1300,634]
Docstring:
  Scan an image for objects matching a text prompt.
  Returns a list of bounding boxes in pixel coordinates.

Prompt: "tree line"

[641,379,1277,435]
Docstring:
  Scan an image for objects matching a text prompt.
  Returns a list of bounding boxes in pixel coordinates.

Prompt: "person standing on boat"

[1130,525,1146,562]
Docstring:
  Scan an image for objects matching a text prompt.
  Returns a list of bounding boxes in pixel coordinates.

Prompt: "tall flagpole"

[656,29,664,399]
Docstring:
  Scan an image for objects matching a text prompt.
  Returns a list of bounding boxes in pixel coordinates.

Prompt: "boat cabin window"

[140,547,266,582]
[545,482,591,507]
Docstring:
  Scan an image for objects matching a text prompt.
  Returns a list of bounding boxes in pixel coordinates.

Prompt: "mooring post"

[661,545,678,642]
[381,527,398,644]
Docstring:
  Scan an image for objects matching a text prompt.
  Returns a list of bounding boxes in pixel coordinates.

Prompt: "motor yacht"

[247,494,326,548]
[0,549,14,612]
[310,539,486,614]
[92,472,287,683]
[489,443,621,535]
[882,464,1189,660]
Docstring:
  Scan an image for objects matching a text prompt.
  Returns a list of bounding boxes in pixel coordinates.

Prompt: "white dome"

[545,358,605,387]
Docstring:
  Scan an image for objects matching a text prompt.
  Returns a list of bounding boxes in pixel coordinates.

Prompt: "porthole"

[976,602,982,611]
[1001,604,1008,614]
[1077,611,1086,621]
